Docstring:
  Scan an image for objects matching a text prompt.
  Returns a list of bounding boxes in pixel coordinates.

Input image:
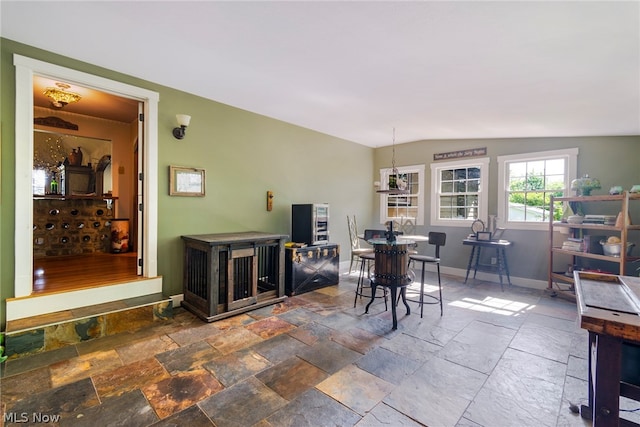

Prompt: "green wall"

[0,38,375,328]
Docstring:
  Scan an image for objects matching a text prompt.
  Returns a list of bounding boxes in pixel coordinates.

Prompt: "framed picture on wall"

[169,165,205,196]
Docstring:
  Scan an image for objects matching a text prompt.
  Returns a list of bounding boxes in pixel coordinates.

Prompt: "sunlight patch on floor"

[450,296,535,316]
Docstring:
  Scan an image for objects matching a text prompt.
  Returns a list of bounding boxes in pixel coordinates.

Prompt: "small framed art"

[169,166,205,196]
[476,231,492,241]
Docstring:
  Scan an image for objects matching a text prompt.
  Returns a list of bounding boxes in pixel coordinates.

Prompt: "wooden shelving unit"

[548,192,640,299]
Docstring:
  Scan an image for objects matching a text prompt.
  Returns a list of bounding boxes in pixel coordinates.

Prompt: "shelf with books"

[548,192,639,299]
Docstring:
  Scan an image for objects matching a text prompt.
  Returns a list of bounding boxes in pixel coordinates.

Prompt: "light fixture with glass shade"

[172,114,192,139]
[376,128,409,195]
[43,82,82,109]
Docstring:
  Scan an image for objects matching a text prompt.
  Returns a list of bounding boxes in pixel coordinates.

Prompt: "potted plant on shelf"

[571,174,601,196]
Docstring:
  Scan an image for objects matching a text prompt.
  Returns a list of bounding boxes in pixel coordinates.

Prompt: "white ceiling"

[2,1,639,147]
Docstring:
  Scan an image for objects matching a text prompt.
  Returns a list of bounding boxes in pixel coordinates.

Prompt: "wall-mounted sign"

[434,147,487,161]
[34,116,79,130]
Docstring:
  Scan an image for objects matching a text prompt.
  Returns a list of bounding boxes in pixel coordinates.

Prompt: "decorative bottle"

[50,173,58,195]
[68,149,78,166]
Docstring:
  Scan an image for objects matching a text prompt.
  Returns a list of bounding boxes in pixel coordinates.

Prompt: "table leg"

[389,286,398,330]
[465,246,476,283]
[580,332,622,427]
[496,248,504,291]
[581,331,596,422]
[501,248,512,286]
[473,247,482,280]
[400,286,410,315]
[365,281,376,314]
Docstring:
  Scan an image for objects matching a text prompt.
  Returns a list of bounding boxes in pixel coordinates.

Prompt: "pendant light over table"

[376,128,409,195]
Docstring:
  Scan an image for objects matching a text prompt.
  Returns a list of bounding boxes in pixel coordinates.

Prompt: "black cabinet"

[285,244,339,296]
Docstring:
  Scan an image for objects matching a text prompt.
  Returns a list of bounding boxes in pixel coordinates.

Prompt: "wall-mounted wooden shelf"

[34,195,118,201]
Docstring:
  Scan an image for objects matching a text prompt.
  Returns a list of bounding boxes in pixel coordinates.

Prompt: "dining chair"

[355,229,389,309]
[405,231,446,317]
[347,216,373,273]
[394,217,416,235]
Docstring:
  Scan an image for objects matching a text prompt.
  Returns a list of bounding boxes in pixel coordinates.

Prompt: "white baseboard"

[442,266,548,290]
[340,260,547,290]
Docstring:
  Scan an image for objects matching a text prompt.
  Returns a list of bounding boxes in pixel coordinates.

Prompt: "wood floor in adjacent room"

[32,253,140,294]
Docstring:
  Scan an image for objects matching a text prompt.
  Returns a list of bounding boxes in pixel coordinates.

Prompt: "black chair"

[354,229,390,308]
[363,229,387,241]
[406,231,446,317]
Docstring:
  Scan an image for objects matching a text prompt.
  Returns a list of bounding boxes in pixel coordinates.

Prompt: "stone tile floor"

[2,268,640,426]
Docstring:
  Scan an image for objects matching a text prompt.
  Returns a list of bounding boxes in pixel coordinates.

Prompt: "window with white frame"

[32,168,48,195]
[430,157,489,227]
[379,164,425,225]
[497,148,578,230]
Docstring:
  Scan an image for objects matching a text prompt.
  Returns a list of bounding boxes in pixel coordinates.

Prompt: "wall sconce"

[266,191,274,211]
[172,114,191,140]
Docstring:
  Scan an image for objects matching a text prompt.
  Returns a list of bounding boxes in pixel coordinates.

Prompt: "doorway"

[32,78,140,294]
[9,54,161,321]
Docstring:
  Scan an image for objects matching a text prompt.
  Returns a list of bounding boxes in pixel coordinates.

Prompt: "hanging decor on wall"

[433,147,487,161]
[169,165,206,196]
[34,116,79,130]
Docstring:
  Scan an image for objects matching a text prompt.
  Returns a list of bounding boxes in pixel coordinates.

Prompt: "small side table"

[463,238,512,290]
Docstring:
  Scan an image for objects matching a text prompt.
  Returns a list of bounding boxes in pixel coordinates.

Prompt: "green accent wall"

[0,38,375,329]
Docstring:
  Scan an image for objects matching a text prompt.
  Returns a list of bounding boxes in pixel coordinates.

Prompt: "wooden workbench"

[574,271,640,427]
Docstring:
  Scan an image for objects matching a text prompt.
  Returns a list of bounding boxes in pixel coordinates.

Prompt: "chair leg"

[420,261,426,318]
[437,263,443,316]
[354,258,366,307]
[355,259,387,311]
[368,261,388,311]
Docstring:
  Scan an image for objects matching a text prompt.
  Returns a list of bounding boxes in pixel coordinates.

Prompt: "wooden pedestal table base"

[365,279,411,330]
[364,239,414,330]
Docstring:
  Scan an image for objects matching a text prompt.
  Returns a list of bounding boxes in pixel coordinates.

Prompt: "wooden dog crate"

[181,231,288,322]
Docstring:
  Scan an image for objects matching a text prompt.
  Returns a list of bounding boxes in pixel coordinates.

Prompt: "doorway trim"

[10,54,160,320]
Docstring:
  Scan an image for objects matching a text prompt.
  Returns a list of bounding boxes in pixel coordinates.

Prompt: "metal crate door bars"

[181,232,288,322]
